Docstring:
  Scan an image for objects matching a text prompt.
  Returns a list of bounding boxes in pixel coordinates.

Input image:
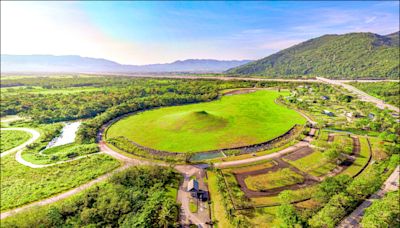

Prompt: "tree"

[315,175,352,203]
[361,191,400,228]
[277,191,304,228]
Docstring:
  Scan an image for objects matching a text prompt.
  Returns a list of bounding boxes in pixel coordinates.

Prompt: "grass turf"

[0,153,120,211]
[189,200,198,213]
[207,171,233,228]
[0,130,31,153]
[287,150,336,177]
[107,90,305,153]
[244,168,304,191]
[341,137,370,177]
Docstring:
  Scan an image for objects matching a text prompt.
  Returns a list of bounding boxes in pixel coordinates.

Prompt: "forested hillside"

[227,32,399,79]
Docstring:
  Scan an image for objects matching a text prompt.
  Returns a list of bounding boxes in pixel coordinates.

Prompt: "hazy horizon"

[1,1,399,65]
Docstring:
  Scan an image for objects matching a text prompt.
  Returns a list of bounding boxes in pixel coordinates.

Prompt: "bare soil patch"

[223,88,258,96]
[283,146,314,161]
[327,134,335,142]
[232,158,318,197]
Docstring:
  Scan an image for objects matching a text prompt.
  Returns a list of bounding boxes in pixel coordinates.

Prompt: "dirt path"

[0,128,40,157]
[15,151,104,168]
[316,77,399,113]
[338,166,399,228]
[214,134,313,169]
[0,164,129,220]
[233,158,319,197]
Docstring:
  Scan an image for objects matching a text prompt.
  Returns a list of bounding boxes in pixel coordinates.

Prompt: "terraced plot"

[244,168,304,191]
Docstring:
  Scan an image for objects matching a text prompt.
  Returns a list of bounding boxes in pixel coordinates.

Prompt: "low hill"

[227,32,399,79]
[0,55,251,73]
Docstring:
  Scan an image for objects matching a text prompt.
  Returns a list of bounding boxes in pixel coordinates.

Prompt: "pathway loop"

[0,128,40,157]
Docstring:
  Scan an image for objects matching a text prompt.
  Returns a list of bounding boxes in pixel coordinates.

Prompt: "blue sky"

[2,1,399,64]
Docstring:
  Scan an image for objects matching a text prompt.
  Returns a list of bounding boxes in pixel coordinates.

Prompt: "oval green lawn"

[106,90,306,153]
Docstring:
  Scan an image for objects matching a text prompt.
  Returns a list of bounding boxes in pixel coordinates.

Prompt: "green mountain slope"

[227,32,399,79]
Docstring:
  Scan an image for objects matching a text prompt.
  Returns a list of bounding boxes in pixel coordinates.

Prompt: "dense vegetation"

[227,32,399,79]
[1,153,119,211]
[349,81,399,108]
[361,190,399,227]
[0,130,31,152]
[1,166,181,227]
[282,83,399,140]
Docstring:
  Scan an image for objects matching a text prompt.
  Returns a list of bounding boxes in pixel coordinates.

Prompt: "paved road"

[338,166,399,228]
[176,165,211,227]
[0,128,40,157]
[316,77,399,112]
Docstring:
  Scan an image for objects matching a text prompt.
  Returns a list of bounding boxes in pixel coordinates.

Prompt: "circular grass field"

[106,90,306,153]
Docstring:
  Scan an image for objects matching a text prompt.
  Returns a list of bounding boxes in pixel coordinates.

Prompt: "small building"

[321,95,330,100]
[323,110,334,117]
[187,179,199,192]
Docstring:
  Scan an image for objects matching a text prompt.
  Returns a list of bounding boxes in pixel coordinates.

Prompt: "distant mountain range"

[0,55,251,73]
[227,31,399,79]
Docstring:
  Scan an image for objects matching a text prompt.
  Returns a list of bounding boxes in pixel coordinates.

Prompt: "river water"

[45,121,81,149]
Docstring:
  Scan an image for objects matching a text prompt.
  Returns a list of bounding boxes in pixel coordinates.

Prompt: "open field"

[287,150,336,177]
[1,86,104,95]
[0,154,119,211]
[0,130,31,153]
[244,168,304,191]
[107,90,305,153]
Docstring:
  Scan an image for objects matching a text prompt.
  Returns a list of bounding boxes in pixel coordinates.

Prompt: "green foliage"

[314,175,352,204]
[350,81,400,108]
[361,190,400,228]
[227,32,400,79]
[0,154,119,211]
[0,130,31,152]
[214,170,250,227]
[23,143,100,165]
[1,166,180,227]
[308,193,356,228]
[308,154,397,227]
[277,190,304,228]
